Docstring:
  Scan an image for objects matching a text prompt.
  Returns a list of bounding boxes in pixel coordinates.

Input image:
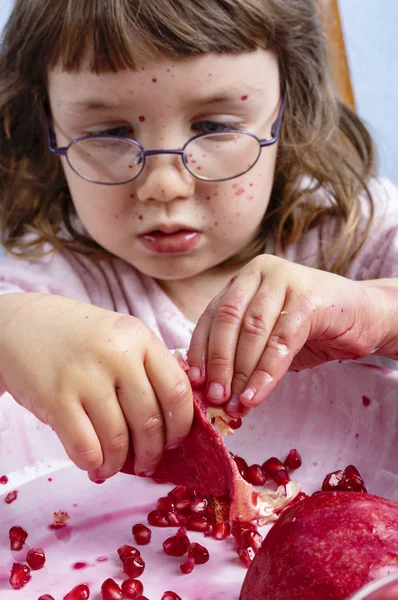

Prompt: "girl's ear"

[317,0,355,109]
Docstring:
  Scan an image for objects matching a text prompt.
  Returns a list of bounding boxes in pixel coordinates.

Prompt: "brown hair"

[0,0,376,274]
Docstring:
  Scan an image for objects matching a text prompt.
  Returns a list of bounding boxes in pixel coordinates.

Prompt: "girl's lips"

[138,229,201,254]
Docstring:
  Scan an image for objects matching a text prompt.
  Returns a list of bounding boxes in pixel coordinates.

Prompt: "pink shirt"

[1,178,398,352]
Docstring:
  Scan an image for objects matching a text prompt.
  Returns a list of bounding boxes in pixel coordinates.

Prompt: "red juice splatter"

[138,116,146,122]
[241,95,249,101]
[152,78,157,83]
[72,562,88,570]
[362,395,371,407]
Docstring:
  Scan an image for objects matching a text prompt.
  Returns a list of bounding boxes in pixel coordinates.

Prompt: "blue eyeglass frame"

[47,97,285,185]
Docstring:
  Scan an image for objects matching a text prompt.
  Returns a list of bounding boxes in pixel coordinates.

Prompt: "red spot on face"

[152,78,157,83]
[234,186,245,196]
[208,73,212,77]
[241,95,249,101]
[206,196,211,200]
[362,395,371,407]
[138,215,143,221]
[129,194,135,199]
[138,115,146,122]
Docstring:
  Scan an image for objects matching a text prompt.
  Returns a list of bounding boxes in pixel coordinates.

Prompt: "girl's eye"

[192,121,241,135]
[89,125,134,138]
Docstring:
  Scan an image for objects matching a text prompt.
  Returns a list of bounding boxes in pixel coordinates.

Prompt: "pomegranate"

[237,546,255,568]
[261,457,290,486]
[38,595,55,600]
[26,548,46,570]
[240,492,398,600]
[0,474,9,484]
[121,385,300,523]
[162,593,182,600]
[121,578,144,598]
[9,525,28,551]
[101,578,123,600]
[9,562,31,589]
[245,464,266,486]
[163,533,190,557]
[117,544,140,563]
[123,555,145,579]
[5,490,18,504]
[188,542,210,564]
[180,556,195,574]
[284,449,302,470]
[132,523,152,545]
[63,584,90,600]
[322,465,367,493]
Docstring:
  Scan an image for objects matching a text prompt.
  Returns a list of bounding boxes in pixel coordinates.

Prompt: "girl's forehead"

[48,49,279,106]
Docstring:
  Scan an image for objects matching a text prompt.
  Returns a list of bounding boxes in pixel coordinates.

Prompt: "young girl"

[1,0,398,484]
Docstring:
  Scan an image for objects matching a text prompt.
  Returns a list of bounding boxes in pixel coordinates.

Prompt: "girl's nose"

[134,153,194,203]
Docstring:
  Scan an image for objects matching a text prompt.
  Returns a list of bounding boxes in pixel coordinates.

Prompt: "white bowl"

[0,360,397,599]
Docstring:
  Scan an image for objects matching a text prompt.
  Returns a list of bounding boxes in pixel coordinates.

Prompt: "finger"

[117,366,165,477]
[187,275,240,388]
[200,270,263,404]
[224,395,251,418]
[239,292,313,407]
[50,401,103,473]
[229,275,287,400]
[83,390,129,480]
[145,341,194,449]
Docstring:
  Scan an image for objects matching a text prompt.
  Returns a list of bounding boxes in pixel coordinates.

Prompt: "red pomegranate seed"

[176,526,187,537]
[322,469,345,491]
[180,556,195,574]
[188,542,210,564]
[123,555,145,579]
[167,511,180,526]
[117,544,140,563]
[50,510,70,528]
[168,485,188,500]
[245,464,266,486]
[157,496,175,514]
[190,495,208,515]
[228,417,243,430]
[261,457,290,486]
[163,533,190,557]
[101,578,123,600]
[284,449,302,470]
[9,562,31,589]
[121,578,144,598]
[9,525,28,551]
[186,516,209,532]
[212,521,231,540]
[343,465,367,492]
[63,584,90,600]
[26,548,46,570]
[162,592,182,600]
[38,595,55,600]
[175,498,191,514]
[0,474,9,484]
[241,529,263,551]
[147,510,169,527]
[233,455,249,479]
[237,545,255,568]
[231,521,257,546]
[132,523,152,545]
[5,490,18,504]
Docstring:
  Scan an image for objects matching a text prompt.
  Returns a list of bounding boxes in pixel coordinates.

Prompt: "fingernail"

[226,394,241,414]
[207,381,226,401]
[137,471,154,478]
[240,387,256,403]
[188,366,202,382]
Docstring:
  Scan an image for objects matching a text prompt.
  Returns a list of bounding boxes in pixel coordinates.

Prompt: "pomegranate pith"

[63,583,90,600]
[121,578,144,598]
[9,562,31,589]
[132,523,152,545]
[123,555,145,578]
[9,525,28,551]
[26,547,46,570]
[101,578,123,600]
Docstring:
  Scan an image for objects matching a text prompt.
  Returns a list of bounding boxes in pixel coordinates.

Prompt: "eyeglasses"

[47,98,285,186]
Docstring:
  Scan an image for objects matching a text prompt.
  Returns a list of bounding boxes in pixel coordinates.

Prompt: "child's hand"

[0,293,193,480]
[188,255,387,415]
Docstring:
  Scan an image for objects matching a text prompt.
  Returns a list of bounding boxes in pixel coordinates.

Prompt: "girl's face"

[48,49,280,280]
